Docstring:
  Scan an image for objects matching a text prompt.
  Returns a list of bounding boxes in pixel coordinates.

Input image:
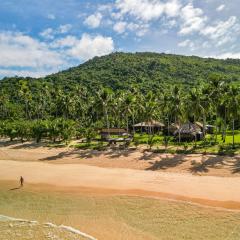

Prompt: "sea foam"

[0,214,97,240]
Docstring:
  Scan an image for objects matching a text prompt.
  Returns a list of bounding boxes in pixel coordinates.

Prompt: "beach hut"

[163,123,180,136]
[99,128,132,144]
[195,122,204,131]
[174,123,203,141]
[133,120,165,133]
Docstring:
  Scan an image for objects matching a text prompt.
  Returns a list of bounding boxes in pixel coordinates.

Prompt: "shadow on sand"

[189,155,229,174]
[145,155,187,171]
[2,139,240,176]
[40,148,136,161]
[9,186,22,191]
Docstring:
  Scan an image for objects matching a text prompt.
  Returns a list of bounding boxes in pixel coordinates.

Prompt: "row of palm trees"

[0,75,239,146]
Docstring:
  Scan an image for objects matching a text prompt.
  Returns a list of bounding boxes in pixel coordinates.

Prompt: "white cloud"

[179,4,207,35]
[129,22,149,36]
[84,13,102,28]
[40,25,72,40]
[51,35,78,48]
[40,28,54,39]
[58,24,72,34]
[98,4,113,12]
[113,20,149,36]
[178,39,195,50]
[164,0,182,17]
[115,0,181,22]
[0,30,116,77]
[178,39,191,47]
[113,21,127,34]
[210,52,240,59]
[0,68,53,78]
[0,31,64,69]
[216,4,225,12]
[201,16,240,46]
[47,14,56,20]
[111,11,123,20]
[68,34,114,61]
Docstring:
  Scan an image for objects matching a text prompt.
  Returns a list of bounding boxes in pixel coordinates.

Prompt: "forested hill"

[1,52,240,138]
[47,52,240,90]
[1,52,240,94]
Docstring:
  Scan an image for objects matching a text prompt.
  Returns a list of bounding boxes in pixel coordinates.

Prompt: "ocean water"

[0,215,97,240]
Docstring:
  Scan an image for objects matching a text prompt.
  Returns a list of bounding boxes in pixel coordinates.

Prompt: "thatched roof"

[167,123,180,129]
[195,122,203,128]
[133,120,165,128]
[174,123,202,135]
[100,128,128,134]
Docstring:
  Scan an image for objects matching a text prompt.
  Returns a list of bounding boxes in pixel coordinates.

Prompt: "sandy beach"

[1,142,240,239]
[1,141,240,177]
[1,141,240,209]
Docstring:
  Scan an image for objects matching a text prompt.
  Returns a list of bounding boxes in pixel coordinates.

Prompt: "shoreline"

[1,142,240,210]
[2,180,240,212]
[0,213,97,240]
[1,159,240,210]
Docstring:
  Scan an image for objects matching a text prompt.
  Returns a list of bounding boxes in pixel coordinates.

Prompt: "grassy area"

[0,183,240,240]
[8,130,239,155]
[69,131,240,155]
[71,141,109,151]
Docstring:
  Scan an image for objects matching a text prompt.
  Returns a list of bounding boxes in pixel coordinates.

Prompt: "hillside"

[47,52,240,90]
[1,52,240,95]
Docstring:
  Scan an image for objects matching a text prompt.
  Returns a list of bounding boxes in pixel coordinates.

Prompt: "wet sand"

[1,160,240,210]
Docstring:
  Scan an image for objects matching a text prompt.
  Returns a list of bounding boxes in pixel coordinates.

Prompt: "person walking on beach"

[20,176,24,187]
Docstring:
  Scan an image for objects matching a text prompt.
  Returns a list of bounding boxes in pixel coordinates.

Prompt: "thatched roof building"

[133,120,165,128]
[163,123,180,136]
[174,123,203,141]
[195,122,204,129]
[133,120,165,133]
[99,128,132,143]
[99,128,128,135]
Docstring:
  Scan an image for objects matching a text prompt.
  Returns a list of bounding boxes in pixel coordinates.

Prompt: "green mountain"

[1,52,240,142]
[1,52,240,95]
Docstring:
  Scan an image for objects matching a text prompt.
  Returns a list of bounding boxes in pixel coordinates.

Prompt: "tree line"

[0,73,239,147]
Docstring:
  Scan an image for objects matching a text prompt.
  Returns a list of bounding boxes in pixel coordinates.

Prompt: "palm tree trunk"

[178,121,181,143]
[203,114,206,138]
[104,107,110,137]
[232,119,235,149]
[223,107,227,143]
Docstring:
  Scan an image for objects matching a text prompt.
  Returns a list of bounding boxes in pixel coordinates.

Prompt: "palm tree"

[97,88,113,135]
[208,74,226,143]
[227,86,239,148]
[169,86,184,143]
[122,92,136,132]
[18,80,33,119]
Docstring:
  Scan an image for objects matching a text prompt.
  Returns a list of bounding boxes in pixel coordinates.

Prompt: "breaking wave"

[0,214,97,240]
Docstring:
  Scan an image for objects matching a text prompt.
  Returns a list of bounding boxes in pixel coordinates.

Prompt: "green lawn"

[70,131,240,155]
[136,131,240,154]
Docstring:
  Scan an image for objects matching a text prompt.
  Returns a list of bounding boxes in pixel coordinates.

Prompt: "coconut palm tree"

[169,86,184,143]
[97,88,113,135]
[227,86,240,148]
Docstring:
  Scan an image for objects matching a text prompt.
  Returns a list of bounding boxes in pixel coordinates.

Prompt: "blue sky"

[0,0,239,78]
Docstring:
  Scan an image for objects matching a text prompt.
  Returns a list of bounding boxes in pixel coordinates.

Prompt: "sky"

[0,0,239,78]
